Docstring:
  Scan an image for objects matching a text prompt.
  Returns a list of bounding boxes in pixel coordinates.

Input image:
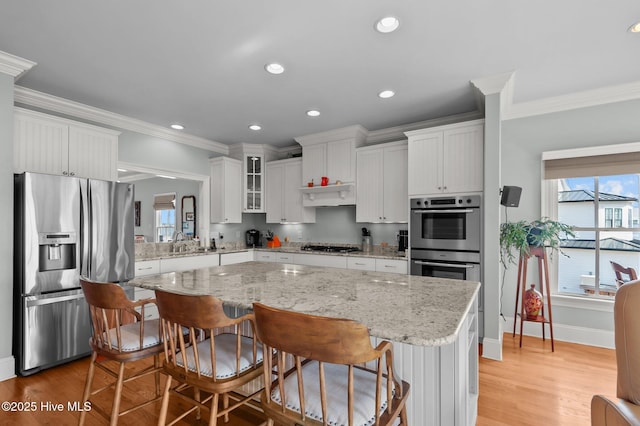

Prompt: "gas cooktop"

[300,245,362,253]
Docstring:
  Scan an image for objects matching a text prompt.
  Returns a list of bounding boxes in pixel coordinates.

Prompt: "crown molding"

[295,124,369,147]
[0,51,36,81]
[117,161,209,182]
[366,111,484,145]
[14,86,229,154]
[470,71,515,115]
[504,80,640,121]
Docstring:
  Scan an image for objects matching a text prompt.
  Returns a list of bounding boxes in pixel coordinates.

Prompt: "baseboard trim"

[505,317,614,349]
[0,356,16,382]
[482,336,503,361]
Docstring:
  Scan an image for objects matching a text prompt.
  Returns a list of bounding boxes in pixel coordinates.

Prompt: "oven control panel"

[410,194,481,209]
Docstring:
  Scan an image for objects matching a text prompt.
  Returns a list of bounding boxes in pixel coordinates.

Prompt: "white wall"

[500,98,640,342]
[0,73,14,379]
[118,131,213,176]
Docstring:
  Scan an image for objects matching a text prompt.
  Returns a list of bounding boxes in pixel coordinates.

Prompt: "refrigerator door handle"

[80,179,90,277]
[26,293,85,307]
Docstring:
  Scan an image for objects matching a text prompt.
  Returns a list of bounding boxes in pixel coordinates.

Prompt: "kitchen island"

[128,261,480,425]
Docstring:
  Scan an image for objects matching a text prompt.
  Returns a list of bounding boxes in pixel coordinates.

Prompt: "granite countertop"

[128,261,479,347]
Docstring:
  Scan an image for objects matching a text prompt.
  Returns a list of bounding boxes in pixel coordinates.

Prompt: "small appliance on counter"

[397,230,408,254]
[361,227,373,253]
[246,229,262,247]
[265,229,281,248]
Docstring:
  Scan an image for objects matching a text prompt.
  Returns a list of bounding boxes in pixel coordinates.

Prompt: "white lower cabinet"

[134,260,160,277]
[133,288,159,320]
[254,251,276,262]
[293,253,347,269]
[347,257,376,271]
[220,251,253,265]
[159,254,219,273]
[275,252,295,263]
[375,259,408,274]
[251,251,407,273]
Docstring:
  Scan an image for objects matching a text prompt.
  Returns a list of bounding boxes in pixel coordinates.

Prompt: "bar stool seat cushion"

[105,318,162,352]
[176,333,264,379]
[271,361,394,426]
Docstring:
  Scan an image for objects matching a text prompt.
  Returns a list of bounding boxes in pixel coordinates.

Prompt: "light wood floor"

[0,334,616,425]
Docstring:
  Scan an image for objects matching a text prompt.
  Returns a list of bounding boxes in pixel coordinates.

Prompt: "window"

[615,208,623,228]
[543,146,640,298]
[153,193,176,242]
[604,208,613,228]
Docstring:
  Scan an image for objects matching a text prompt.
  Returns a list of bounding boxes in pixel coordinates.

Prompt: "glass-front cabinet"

[245,155,263,212]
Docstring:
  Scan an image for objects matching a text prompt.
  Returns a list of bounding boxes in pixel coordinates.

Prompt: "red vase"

[524,284,543,320]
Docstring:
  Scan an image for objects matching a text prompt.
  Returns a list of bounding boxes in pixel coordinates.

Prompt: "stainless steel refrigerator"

[14,172,134,375]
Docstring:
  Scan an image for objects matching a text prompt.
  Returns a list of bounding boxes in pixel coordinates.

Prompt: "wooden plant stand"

[512,246,555,351]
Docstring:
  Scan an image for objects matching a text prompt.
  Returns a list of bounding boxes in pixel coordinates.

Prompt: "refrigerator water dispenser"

[38,233,76,271]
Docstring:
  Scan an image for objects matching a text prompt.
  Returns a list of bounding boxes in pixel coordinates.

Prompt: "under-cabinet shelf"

[300,182,354,201]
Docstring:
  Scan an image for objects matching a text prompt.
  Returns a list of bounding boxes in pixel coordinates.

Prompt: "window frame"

[541,142,640,308]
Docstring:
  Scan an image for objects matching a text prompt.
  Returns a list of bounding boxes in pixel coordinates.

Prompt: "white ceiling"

[1,1,640,149]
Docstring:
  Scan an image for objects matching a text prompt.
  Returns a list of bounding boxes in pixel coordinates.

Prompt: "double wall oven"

[410,194,483,309]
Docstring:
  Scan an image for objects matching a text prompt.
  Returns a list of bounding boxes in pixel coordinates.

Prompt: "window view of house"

[555,174,640,297]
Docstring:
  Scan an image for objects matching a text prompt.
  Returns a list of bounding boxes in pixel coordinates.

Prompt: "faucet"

[172,232,186,253]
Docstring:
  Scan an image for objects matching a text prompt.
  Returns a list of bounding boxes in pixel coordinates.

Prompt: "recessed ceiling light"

[378,90,395,99]
[249,124,262,131]
[265,63,285,75]
[306,110,321,117]
[629,21,640,33]
[376,16,400,33]
[170,123,184,130]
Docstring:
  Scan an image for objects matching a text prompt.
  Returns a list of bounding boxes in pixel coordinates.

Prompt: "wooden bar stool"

[79,278,164,426]
[154,290,264,426]
[253,302,410,426]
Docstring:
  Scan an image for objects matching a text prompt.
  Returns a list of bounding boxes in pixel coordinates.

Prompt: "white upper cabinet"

[356,141,408,223]
[406,121,484,196]
[296,125,367,206]
[14,107,119,181]
[244,154,264,212]
[209,156,242,223]
[228,144,279,214]
[266,158,315,223]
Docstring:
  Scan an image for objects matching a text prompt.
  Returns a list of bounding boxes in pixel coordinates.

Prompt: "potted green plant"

[499,218,575,267]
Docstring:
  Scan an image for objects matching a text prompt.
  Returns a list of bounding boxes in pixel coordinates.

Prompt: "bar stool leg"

[79,351,98,426]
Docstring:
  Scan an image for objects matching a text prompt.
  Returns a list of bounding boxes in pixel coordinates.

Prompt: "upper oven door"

[410,196,481,251]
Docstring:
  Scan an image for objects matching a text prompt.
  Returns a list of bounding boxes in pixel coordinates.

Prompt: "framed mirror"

[181,195,196,238]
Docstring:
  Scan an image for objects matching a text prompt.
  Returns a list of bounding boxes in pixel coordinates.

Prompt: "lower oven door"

[411,258,480,281]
